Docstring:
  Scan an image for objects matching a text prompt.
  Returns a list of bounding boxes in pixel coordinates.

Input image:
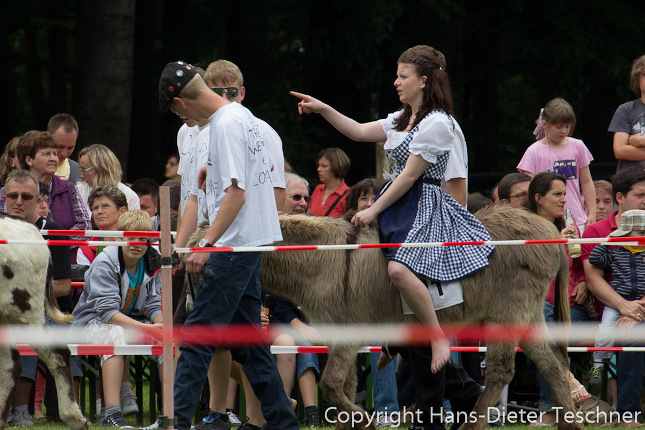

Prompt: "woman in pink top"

[517,98,596,230]
[307,147,351,217]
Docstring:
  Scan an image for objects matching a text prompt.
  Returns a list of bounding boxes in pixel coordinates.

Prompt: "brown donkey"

[258,204,578,430]
[185,204,577,430]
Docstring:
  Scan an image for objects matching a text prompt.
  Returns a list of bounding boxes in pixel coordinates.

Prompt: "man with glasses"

[4,169,76,427]
[497,172,531,207]
[159,61,298,430]
[284,173,310,215]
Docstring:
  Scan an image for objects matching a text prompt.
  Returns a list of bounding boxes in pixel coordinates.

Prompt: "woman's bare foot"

[431,336,451,373]
[377,351,393,371]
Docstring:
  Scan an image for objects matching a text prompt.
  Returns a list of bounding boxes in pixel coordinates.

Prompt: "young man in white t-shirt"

[159,61,298,430]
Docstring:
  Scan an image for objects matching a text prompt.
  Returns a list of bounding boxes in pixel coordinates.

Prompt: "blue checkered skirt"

[378,178,494,282]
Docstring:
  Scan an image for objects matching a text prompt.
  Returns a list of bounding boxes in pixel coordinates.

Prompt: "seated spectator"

[345,178,379,214]
[283,173,310,215]
[490,181,500,204]
[466,192,492,214]
[588,210,645,390]
[164,154,181,181]
[497,172,531,206]
[76,185,128,265]
[270,173,322,427]
[3,131,91,232]
[161,179,181,231]
[0,137,19,186]
[524,172,592,425]
[77,144,140,212]
[594,180,614,222]
[346,177,401,427]
[130,178,159,219]
[36,182,51,219]
[72,210,164,429]
[308,147,350,217]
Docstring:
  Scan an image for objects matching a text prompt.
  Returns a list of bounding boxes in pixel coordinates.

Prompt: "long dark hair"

[393,45,453,132]
[524,171,567,231]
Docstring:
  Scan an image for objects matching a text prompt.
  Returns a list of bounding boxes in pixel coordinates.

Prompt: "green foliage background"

[2,0,643,191]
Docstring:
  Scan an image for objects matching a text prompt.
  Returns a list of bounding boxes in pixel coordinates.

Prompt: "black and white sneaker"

[226,410,242,427]
[103,410,135,429]
[139,417,162,430]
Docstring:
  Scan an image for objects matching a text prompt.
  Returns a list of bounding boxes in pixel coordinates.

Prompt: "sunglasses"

[288,194,310,203]
[211,87,240,98]
[5,192,36,201]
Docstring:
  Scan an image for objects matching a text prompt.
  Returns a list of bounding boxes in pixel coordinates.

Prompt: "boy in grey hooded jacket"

[72,211,163,429]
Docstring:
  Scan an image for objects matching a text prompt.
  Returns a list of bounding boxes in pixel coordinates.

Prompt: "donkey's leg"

[521,340,581,430]
[320,344,374,430]
[0,348,21,430]
[33,346,87,430]
[463,344,516,430]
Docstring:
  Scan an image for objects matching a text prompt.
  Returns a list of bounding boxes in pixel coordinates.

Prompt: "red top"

[546,210,619,317]
[308,180,350,217]
[581,210,619,261]
[546,224,586,307]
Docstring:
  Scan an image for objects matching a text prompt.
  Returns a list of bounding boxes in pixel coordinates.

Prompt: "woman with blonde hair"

[0,137,20,186]
[76,144,140,212]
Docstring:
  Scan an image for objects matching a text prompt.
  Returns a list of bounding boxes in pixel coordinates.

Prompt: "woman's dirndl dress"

[377,110,494,283]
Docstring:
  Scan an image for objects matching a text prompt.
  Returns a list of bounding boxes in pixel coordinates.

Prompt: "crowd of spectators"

[2,50,645,430]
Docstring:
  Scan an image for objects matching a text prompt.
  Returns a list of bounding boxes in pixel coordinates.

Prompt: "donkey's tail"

[45,260,74,324]
[552,244,570,357]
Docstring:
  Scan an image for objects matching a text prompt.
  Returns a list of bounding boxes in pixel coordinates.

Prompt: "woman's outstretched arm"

[291,91,386,142]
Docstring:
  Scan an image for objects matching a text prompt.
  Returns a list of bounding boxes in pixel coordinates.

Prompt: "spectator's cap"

[610,209,645,237]
[159,61,197,112]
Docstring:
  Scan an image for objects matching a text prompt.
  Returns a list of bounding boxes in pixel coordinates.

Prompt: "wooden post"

[158,186,174,427]
[376,141,387,181]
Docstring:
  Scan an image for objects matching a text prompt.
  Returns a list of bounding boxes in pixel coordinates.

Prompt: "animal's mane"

[277,214,360,245]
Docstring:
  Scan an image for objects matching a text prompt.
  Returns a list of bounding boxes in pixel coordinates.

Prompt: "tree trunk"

[75,0,135,176]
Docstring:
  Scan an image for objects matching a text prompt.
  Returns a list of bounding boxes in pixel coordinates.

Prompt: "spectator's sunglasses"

[210,87,240,98]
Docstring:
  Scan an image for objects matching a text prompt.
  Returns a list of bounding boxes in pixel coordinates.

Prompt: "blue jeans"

[370,350,399,414]
[173,253,298,430]
[617,329,645,418]
[538,301,588,411]
[296,340,321,380]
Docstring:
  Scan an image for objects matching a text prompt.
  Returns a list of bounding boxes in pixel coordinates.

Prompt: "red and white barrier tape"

[0,240,152,247]
[16,344,645,356]
[38,230,160,238]
[1,234,644,250]
[4,322,645,349]
[176,236,645,254]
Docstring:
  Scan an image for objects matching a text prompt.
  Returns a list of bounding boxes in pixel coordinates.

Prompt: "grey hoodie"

[72,245,162,327]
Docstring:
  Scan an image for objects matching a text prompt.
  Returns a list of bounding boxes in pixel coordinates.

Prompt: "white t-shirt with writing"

[205,103,282,247]
[177,123,204,215]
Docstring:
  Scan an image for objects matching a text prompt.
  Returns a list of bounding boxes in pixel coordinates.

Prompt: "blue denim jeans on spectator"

[538,301,588,412]
[296,340,321,379]
[616,338,645,419]
[173,252,298,430]
[370,349,399,414]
